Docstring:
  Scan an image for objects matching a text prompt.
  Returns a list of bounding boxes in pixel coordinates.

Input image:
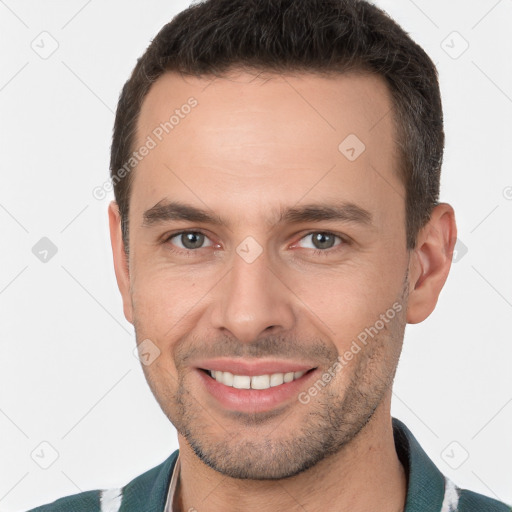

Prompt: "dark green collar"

[118,448,178,512]
[392,417,446,511]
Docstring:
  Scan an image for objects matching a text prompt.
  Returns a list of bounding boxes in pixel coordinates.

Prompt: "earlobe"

[406,203,457,324]
[108,200,133,325]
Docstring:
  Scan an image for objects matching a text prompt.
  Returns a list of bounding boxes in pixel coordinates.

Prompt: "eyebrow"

[142,199,373,228]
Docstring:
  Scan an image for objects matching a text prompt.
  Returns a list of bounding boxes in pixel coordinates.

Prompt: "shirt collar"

[392,417,448,511]
[164,453,180,512]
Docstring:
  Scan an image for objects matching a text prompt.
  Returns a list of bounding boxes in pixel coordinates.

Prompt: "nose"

[209,247,295,343]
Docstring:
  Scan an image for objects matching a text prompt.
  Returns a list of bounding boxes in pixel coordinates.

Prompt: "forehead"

[136,69,396,148]
[131,69,403,230]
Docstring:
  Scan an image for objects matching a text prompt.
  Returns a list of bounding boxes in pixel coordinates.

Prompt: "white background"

[0,1,511,510]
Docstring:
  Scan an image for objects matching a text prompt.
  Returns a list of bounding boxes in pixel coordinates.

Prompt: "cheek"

[287,255,404,342]
[130,265,209,340]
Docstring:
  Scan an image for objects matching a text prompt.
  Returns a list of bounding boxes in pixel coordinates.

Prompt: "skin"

[108,69,456,512]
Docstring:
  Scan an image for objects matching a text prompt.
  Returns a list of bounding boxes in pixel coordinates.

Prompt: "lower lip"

[196,368,318,413]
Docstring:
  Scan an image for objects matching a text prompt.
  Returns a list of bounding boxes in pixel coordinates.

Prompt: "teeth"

[251,374,270,389]
[232,375,251,389]
[222,371,234,386]
[284,372,294,383]
[270,373,284,387]
[208,369,307,390]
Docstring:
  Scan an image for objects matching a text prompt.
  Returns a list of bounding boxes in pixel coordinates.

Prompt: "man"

[28,0,510,511]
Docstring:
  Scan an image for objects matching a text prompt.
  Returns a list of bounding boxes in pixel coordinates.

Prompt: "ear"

[108,200,133,325]
[406,203,457,324]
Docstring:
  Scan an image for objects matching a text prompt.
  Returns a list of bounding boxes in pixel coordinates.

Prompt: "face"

[111,69,418,479]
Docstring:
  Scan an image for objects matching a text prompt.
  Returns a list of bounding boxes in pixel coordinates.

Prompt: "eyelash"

[162,230,349,257]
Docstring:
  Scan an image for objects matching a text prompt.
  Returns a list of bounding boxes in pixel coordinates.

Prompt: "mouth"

[196,366,319,413]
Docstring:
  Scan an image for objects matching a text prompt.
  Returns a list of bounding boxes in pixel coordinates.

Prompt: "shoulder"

[391,418,511,512]
[457,488,511,512]
[25,450,179,512]
[443,475,511,512]
[25,490,101,512]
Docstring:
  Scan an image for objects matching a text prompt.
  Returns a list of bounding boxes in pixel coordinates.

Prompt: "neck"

[175,395,406,512]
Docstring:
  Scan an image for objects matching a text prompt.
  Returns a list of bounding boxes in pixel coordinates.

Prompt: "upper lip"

[195,358,317,376]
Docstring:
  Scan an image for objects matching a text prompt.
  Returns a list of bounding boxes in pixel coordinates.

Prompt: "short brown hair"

[110,0,444,253]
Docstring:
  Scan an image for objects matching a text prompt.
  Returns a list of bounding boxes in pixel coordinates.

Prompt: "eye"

[165,231,215,251]
[296,232,345,252]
